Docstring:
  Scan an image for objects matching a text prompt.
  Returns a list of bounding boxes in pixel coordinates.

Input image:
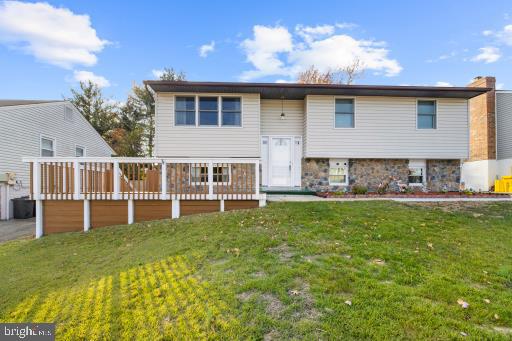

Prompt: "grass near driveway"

[1,201,512,339]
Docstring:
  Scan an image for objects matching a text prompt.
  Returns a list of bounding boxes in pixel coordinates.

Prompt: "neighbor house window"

[175,96,196,126]
[191,165,230,184]
[199,97,218,126]
[408,159,426,185]
[335,98,355,128]
[221,97,241,126]
[40,137,55,157]
[75,145,85,157]
[329,159,348,185]
[417,100,437,129]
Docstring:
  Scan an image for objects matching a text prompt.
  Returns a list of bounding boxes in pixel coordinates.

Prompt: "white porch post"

[255,160,260,197]
[128,199,134,224]
[161,161,167,199]
[73,160,80,200]
[84,200,90,232]
[113,161,120,200]
[220,199,225,212]
[172,200,180,218]
[208,161,214,200]
[33,161,40,200]
[35,200,43,238]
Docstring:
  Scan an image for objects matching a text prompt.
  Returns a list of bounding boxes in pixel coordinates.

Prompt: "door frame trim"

[261,135,302,188]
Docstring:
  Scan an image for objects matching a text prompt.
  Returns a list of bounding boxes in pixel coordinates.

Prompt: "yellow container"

[495,178,512,193]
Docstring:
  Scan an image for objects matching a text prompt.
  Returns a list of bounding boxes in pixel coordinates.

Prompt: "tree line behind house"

[67,68,185,157]
[68,62,363,156]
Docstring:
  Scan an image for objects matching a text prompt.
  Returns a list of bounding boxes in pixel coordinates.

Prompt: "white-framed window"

[199,97,219,126]
[408,159,426,185]
[335,98,355,128]
[75,145,86,157]
[329,158,349,185]
[191,165,231,184]
[417,100,437,129]
[174,95,242,127]
[175,96,196,126]
[221,97,241,126]
[40,136,55,157]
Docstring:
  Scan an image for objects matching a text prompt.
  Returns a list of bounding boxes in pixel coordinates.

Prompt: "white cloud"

[295,24,335,43]
[73,70,110,87]
[496,83,505,90]
[435,81,454,87]
[240,25,294,80]
[240,24,401,81]
[335,22,358,30]
[496,24,512,45]
[152,69,164,79]
[275,79,293,83]
[199,41,215,57]
[481,24,512,45]
[471,46,501,63]
[0,1,108,69]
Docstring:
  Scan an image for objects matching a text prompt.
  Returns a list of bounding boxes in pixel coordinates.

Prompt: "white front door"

[270,137,292,186]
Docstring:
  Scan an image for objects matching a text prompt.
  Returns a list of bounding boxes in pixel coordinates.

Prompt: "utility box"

[0,173,16,185]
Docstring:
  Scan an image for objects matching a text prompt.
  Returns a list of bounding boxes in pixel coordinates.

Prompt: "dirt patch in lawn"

[404,201,500,213]
[237,290,257,302]
[289,280,321,320]
[264,330,280,341]
[251,271,267,278]
[261,293,285,318]
[268,244,294,262]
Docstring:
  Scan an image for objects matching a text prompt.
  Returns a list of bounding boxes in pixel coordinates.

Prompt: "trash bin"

[12,197,35,219]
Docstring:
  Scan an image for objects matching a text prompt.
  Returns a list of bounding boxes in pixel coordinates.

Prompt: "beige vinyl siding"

[261,99,304,136]
[0,102,113,193]
[154,92,260,157]
[305,95,469,159]
[496,92,512,160]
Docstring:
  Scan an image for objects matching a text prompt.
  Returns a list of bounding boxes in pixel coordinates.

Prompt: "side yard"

[0,201,511,339]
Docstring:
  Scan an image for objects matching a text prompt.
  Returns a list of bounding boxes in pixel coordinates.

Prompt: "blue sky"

[0,0,511,101]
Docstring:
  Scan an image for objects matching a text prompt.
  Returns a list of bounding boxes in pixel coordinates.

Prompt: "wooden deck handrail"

[24,157,261,201]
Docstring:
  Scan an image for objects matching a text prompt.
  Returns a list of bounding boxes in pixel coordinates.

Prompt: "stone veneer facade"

[302,158,461,192]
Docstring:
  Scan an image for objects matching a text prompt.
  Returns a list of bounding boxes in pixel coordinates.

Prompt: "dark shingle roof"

[144,81,491,99]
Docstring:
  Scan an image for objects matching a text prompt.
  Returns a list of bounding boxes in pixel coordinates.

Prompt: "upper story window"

[417,100,437,129]
[41,136,55,157]
[335,98,355,128]
[222,97,241,126]
[75,145,85,157]
[175,96,196,126]
[174,95,242,127]
[199,97,218,126]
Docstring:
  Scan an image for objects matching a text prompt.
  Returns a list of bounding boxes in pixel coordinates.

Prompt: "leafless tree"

[297,58,365,85]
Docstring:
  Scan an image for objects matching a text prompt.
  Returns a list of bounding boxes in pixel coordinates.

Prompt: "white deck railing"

[23,157,262,201]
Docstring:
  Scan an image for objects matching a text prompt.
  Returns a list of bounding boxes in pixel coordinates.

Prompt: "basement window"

[191,165,230,184]
[329,159,348,185]
[408,159,426,185]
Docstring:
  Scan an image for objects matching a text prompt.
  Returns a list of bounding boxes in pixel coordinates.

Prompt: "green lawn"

[1,201,512,340]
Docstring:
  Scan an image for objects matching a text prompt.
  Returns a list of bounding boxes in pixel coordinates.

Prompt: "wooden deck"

[24,157,266,237]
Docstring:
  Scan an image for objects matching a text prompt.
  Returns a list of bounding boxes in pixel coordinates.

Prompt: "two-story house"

[145,81,488,193]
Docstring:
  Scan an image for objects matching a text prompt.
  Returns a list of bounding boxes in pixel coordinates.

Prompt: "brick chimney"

[467,76,496,161]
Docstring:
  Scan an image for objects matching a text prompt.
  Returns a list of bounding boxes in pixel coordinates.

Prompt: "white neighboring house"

[0,100,114,220]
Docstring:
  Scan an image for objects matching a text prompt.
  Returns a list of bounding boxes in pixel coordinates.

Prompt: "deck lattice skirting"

[24,157,266,237]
